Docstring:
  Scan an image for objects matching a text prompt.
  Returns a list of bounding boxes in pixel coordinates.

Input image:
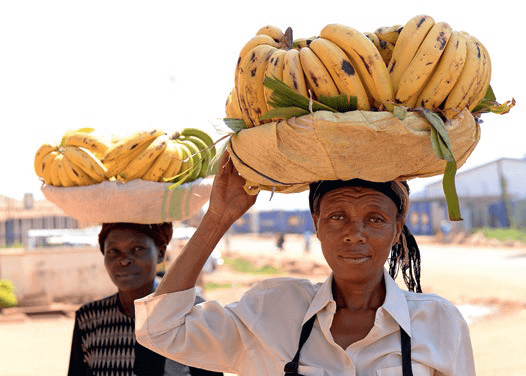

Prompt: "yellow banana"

[374,24,402,45]
[299,46,340,99]
[48,152,63,186]
[443,33,483,119]
[236,34,280,66]
[63,132,109,159]
[103,129,164,163]
[225,87,244,119]
[234,33,286,126]
[34,144,58,178]
[467,35,492,111]
[104,139,153,179]
[41,151,60,185]
[236,44,277,126]
[364,31,381,51]
[416,30,467,110]
[141,139,175,182]
[308,37,370,110]
[160,141,184,182]
[256,25,283,42]
[62,154,98,186]
[263,48,287,108]
[396,22,452,104]
[55,153,77,187]
[377,40,396,68]
[388,15,435,94]
[63,146,107,182]
[320,24,394,111]
[282,48,309,98]
[292,36,317,50]
[119,134,168,181]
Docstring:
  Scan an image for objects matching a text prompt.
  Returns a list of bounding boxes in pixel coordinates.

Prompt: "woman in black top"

[68,222,222,376]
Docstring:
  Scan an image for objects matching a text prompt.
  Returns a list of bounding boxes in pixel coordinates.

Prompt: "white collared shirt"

[135,269,475,375]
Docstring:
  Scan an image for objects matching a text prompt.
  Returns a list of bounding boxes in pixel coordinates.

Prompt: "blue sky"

[1,1,523,204]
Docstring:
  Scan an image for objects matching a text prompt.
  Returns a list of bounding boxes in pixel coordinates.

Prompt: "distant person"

[67,222,222,376]
[134,152,475,375]
[276,232,285,251]
[303,231,312,254]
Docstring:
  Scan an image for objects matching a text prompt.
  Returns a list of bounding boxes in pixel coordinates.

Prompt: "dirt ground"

[1,234,526,375]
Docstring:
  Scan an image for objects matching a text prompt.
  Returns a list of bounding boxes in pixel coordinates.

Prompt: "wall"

[231,210,315,234]
[0,246,116,304]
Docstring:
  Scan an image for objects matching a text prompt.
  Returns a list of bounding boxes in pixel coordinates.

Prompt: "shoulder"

[404,291,462,316]
[246,277,320,300]
[74,293,119,324]
[230,277,321,318]
[76,293,118,312]
[403,291,470,335]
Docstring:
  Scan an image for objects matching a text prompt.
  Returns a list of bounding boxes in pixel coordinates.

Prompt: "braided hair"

[309,179,422,293]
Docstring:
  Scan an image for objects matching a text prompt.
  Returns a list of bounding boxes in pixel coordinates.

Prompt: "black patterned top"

[68,293,221,376]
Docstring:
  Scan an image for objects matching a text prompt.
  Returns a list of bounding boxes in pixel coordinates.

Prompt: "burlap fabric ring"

[227,108,480,194]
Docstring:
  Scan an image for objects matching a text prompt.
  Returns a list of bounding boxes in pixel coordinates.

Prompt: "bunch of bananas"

[34,128,216,187]
[226,15,491,126]
[34,131,110,187]
[378,14,491,119]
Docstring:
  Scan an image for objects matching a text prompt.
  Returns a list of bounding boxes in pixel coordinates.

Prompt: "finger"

[219,150,230,169]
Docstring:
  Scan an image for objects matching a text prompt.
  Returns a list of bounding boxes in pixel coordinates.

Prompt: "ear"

[393,219,404,247]
[311,213,319,238]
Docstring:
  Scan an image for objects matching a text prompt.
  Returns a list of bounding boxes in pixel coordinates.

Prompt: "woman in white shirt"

[135,152,476,376]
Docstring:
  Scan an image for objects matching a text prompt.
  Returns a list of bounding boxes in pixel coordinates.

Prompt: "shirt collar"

[303,269,411,336]
[382,268,411,336]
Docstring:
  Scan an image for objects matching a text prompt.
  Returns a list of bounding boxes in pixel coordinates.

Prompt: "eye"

[368,215,386,223]
[132,246,150,257]
[329,213,345,220]
[106,248,119,255]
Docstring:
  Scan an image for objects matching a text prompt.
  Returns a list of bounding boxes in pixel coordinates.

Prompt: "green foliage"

[473,227,526,244]
[260,75,361,121]
[415,108,462,221]
[472,85,515,116]
[223,118,248,133]
[0,279,17,309]
[204,281,236,290]
[223,256,284,275]
[3,242,24,249]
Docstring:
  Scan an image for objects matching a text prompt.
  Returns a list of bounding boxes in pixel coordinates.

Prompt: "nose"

[118,253,133,266]
[343,219,366,243]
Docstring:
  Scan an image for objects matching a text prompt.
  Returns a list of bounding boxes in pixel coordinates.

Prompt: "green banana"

[175,139,203,182]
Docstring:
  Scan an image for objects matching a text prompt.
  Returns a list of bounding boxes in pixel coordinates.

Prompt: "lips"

[115,272,139,280]
[339,253,370,263]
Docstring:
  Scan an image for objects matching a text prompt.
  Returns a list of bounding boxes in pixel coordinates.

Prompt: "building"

[0,193,79,247]
[409,157,526,234]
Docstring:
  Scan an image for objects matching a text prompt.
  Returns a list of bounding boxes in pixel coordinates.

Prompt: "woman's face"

[103,228,164,294]
[312,186,403,285]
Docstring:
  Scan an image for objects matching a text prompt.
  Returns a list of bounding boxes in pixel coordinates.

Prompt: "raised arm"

[154,151,257,296]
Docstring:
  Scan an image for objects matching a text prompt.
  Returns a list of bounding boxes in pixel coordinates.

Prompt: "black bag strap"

[283,317,413,376]
[400,326,413,376]
[283,315,316,376]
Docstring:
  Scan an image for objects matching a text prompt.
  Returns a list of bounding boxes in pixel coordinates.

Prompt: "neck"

[332,272,386,311]
[118,281,155,318]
